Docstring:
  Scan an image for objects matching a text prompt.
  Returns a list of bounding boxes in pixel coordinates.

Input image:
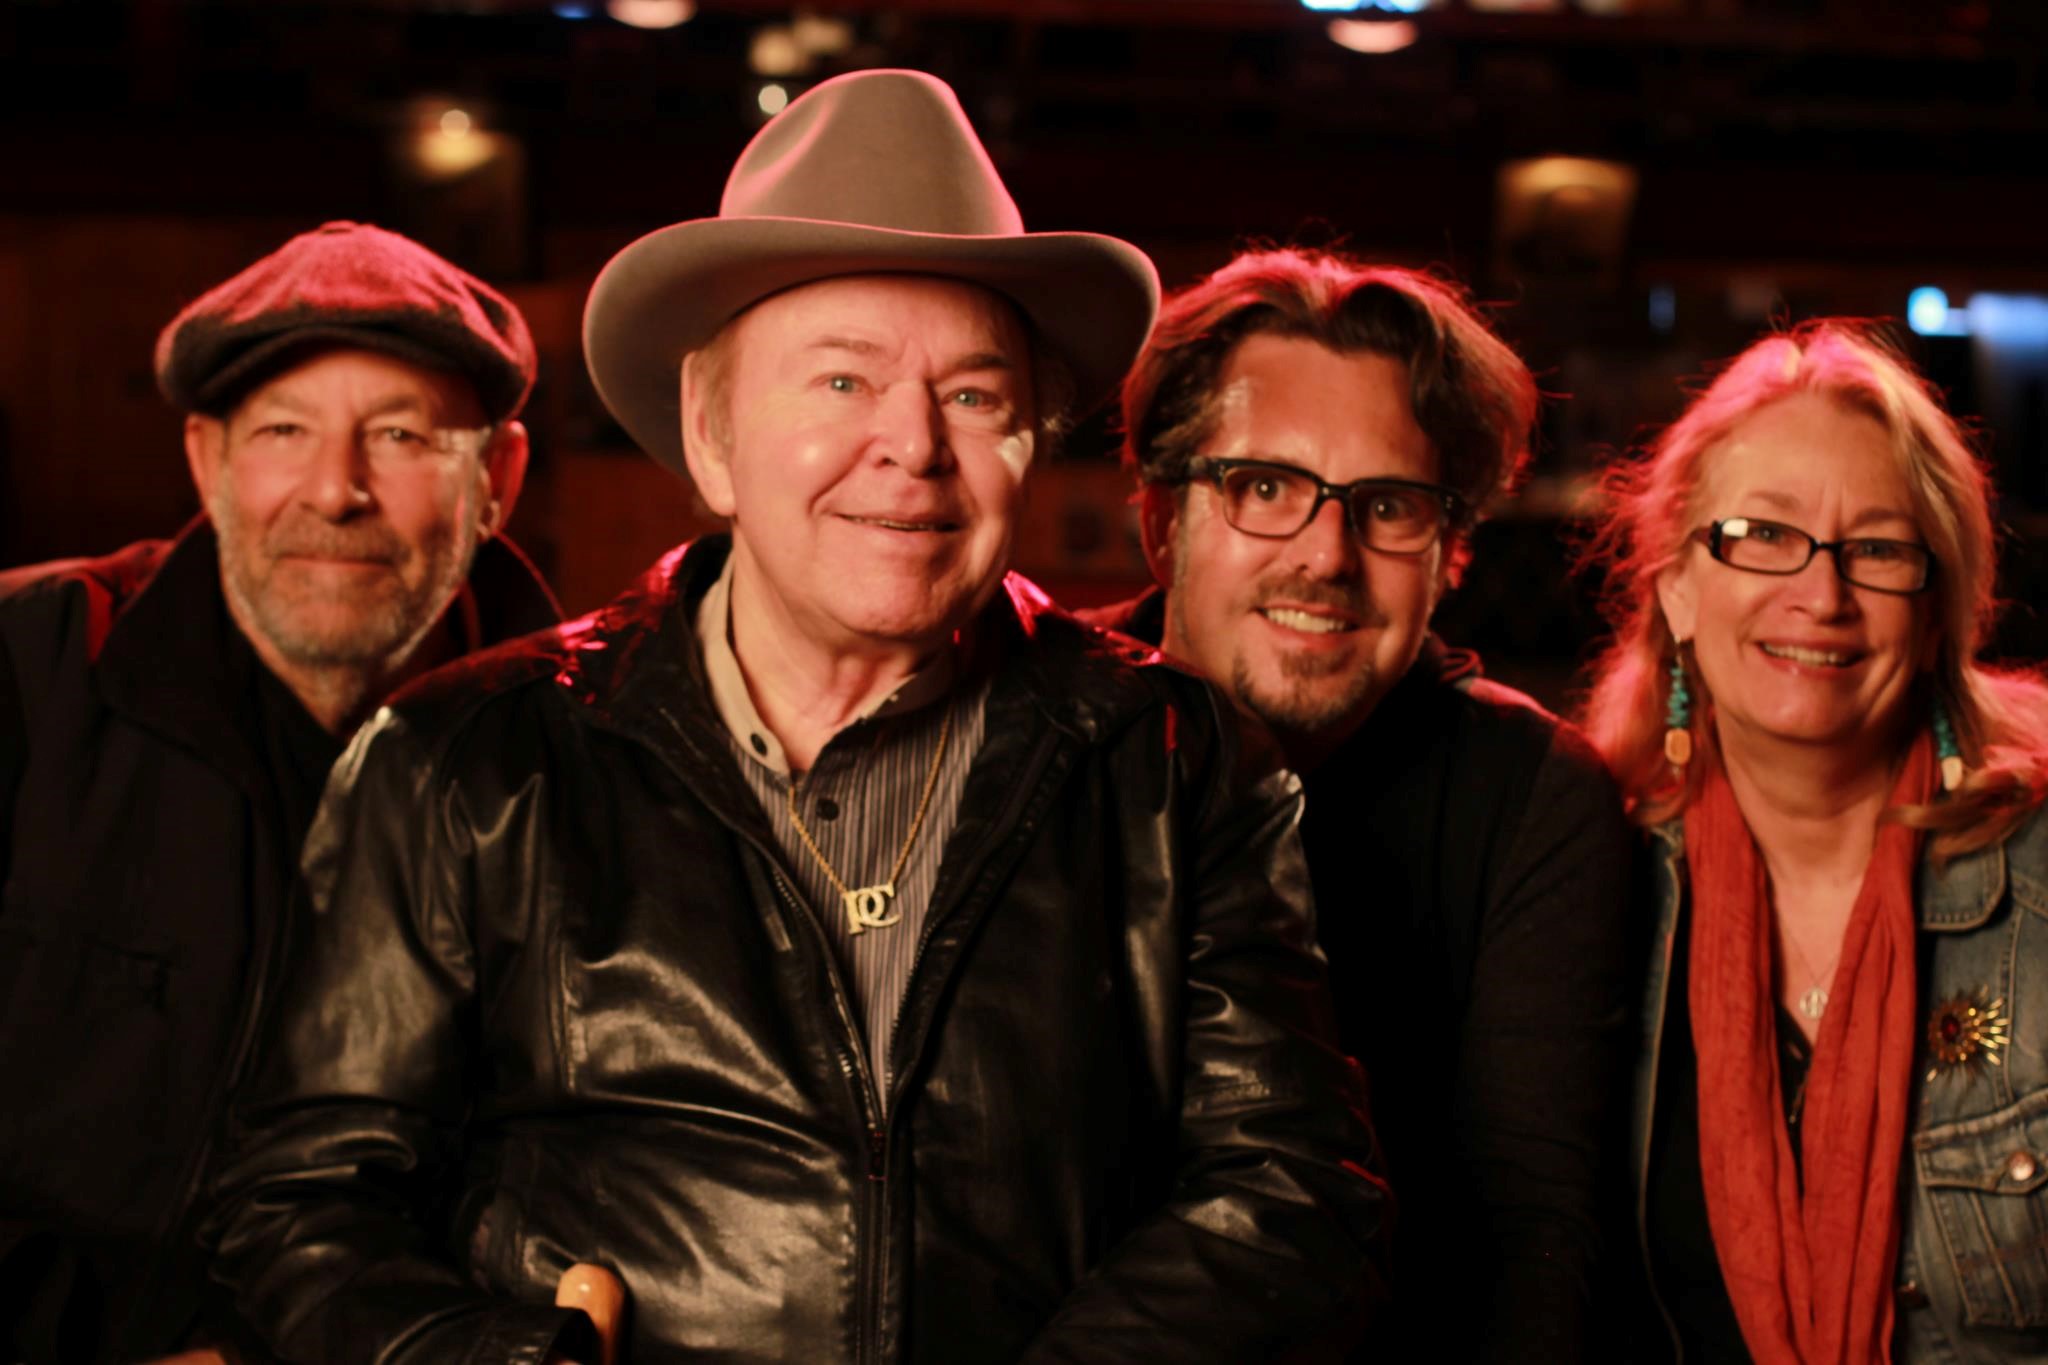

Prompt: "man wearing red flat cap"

[0,222,559,1362]
[207,70,1389,1363]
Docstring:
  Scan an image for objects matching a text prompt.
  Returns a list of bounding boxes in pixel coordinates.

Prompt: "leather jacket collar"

[548,536,1167,759]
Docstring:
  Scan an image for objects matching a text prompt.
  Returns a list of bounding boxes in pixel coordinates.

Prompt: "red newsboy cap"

[154,221,537,422]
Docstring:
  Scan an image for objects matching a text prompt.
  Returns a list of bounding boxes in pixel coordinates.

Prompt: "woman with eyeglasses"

[1580,319,2048,1362]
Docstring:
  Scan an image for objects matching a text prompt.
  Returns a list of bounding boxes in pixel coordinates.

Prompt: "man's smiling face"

[1151,333,1452,746]
[683,274,1038,657]
[187,347,504,677]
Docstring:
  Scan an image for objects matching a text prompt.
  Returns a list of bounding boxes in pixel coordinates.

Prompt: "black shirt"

[1080,592,1637,1363]
[250,649,345,854]
[1646,913,1815,1365]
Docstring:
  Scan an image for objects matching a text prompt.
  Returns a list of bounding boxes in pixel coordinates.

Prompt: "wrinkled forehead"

[225,344,488,428]
[1692,392,1915,523]
[723,272,1036,369]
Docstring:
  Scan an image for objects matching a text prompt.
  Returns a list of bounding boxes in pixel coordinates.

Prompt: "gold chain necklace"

[786,709,953,937]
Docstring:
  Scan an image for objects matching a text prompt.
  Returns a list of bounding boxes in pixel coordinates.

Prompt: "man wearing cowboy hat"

[0,221,559,1361]
[206,70,1388,1362]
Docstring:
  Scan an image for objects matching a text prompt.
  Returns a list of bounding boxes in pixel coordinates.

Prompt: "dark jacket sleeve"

[0,620,19,906]
[203,708,594,1365]
[1019,694,1391,1364]
[1456,724,1635,1364]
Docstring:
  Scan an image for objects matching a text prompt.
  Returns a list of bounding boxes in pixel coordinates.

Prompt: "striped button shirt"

[696,560,989,1095]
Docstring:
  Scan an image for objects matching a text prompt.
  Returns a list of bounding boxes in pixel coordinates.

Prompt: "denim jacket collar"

[1918,836,2007,933]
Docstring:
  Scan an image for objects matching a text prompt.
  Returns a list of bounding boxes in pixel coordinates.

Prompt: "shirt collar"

[693,554,960,777]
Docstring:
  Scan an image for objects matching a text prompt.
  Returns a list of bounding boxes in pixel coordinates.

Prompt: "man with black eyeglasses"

[1082,247,1635,1362]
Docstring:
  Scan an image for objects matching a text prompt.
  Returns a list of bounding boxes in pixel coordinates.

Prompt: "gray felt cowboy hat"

[583,68,1161,477]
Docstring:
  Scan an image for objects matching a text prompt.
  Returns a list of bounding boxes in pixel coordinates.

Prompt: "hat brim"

[583,217,1160,477]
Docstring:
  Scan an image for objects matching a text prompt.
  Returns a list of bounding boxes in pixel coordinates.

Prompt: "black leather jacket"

[207,537,1390,1364]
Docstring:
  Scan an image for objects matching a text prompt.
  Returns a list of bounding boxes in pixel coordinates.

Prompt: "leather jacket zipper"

[653,699,1056,1365]
[859,1125,889,1365]
[763,865,889,1365]
[763,867,883,1118]
[883,725,1062,1106]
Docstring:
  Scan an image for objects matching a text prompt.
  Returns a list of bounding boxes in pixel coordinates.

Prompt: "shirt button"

[816,796,840,821]
[2008,1152,2038,1183]
[750,733,767,755]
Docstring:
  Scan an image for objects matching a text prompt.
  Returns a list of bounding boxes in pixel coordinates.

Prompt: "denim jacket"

[1632,801,2048,1363]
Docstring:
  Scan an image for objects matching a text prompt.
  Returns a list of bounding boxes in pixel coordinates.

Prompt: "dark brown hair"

[1121,247,1538,523]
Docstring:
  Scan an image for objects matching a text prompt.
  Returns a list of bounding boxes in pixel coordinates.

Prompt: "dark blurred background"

[4,0,2045,707]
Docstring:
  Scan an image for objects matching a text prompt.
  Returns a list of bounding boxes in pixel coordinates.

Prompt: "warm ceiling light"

[439,108,473,137]
[412,129,499,179]
[607,0,695,30]
[750,25,807,77]
[1327,18,1419,53]
[757,83,792,116]
[791,11,855,57]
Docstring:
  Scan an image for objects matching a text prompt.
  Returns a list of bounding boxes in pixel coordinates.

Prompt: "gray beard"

[211,496,473,672]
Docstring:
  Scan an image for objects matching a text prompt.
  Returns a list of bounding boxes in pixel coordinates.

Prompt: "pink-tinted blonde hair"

[1579,318,2048,857]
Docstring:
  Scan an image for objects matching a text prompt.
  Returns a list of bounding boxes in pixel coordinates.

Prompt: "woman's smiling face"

[1658,391,1938,769]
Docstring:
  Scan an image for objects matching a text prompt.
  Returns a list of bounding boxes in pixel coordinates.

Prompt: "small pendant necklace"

[786,709,953,937]
[1783,929,1844,1022]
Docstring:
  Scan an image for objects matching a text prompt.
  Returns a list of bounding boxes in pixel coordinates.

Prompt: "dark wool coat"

[0,522,559,1362]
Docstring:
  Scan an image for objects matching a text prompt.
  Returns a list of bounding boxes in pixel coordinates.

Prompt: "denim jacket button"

[2007,1151,2038,1183]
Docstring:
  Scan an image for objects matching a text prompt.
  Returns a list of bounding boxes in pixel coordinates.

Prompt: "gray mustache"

[265,519,408,565]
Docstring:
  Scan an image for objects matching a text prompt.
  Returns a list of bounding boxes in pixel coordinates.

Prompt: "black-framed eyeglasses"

[1172,458,1467,556]
[1694,517,1934,595]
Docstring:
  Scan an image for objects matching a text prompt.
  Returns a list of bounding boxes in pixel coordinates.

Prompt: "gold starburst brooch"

[1926,990,2011,1083]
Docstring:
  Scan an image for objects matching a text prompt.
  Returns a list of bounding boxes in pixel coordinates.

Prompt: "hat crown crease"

[722,73,1023,237]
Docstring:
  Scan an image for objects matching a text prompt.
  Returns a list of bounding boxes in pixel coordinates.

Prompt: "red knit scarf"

[1685,735,1931,1364]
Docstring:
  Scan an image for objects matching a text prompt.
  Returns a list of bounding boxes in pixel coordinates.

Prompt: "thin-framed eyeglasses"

[1172,457,1467,556]
[1693,517,1934,595]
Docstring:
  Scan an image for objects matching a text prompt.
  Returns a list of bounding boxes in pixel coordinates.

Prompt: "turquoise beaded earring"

[1664,648,1693,768]
[1932,697,1964,792]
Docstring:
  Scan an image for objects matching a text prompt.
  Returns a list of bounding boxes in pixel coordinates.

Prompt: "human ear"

[1437,534,1467,595]
[1137,483,1180,591]
[1655,560,1699,644]
[679,351,737,519]
[183,414,227,510]
[478,420,530,537]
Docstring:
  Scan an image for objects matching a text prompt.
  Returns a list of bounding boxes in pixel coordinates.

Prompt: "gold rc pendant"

[842,882,901,936]
[1797,986,1828,1021]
